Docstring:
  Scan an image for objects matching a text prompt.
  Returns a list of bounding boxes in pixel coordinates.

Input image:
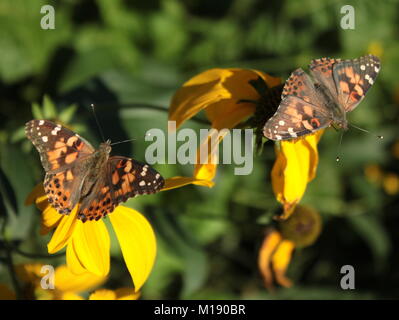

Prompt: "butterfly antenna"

[336,130,344,162]
[90,104,106,142]
[110,138,136,146]
[349,123,383,140]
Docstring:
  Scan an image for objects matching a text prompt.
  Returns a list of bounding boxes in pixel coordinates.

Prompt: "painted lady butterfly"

[263,54,381,140]
[26,120,164,222]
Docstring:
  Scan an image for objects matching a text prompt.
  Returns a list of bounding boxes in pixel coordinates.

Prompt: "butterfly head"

[333,119,349,131]
[99,140,112,154]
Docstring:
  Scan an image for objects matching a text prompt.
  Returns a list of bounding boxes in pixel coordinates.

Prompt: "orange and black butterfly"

[26,120,164,222]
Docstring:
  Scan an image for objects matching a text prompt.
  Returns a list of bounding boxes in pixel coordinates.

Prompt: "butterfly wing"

[264,69,331,141]
[333,54,380,112]
[264,95,332,140]
[26,120,95,215]
[309,57,341,101]
[77,156,164,222]
[25,120,95,172]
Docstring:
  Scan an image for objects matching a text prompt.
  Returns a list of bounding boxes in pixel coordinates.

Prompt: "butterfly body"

[26,120,164,222]
[264,55,380,140]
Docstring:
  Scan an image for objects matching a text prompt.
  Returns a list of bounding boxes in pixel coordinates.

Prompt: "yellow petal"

[89,289,116,300]
[258,230,282,290]
[169,68,281,129]
[169,68,234,128]
[66,220,110,277]
[89,288,141,300]
[193,128,229,181]
[25,183,46,206]
[41,206,63,235]
[271,240,295,288]
[59,292,85,300]
[109,207,156,292]
[114,288,141,300]
[0,284,16,300]
[162,176,214,190]
[47,206,79,254]
[271,131,324,219]
[15,263,43,284]
[55,265,106,293]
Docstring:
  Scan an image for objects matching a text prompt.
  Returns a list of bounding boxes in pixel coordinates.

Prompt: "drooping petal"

[162,176,214,190]
[258,229,282,290]
[271,239,295,288]
[169,68,281,129]
[169,68,234,128]
[66,220,110,277]
[271,131,324,219]
[55,265,106,293]
[109,207,156,292]
[47,206,79,254]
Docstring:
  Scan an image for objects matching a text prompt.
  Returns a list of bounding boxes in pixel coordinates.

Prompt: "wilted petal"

[271,131,324,219]
[109,207,156,292]
[271,239,295,288]
[66,220,110,277]
[258,229,282,290]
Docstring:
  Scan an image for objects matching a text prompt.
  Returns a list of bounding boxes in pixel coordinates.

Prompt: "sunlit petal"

[271,131,324,219]
[162,176,214,190]
[41,206,63,235]
[271,239,295,288]
[47,206,79,254]
[66,220,110,277]
[55,265,106,293]
[109,207,156,292]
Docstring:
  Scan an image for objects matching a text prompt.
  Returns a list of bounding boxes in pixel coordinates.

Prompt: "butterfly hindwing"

[333,54,380,112]
[76,156,164,222]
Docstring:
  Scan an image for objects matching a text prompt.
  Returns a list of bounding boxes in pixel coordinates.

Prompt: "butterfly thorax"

[80,141,112,198]
[315,83,348,130]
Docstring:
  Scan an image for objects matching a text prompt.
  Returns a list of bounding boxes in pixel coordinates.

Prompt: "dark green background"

[0,0,398,299]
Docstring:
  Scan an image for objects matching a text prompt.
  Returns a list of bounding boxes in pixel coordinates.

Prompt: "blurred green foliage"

[1,0,399,299]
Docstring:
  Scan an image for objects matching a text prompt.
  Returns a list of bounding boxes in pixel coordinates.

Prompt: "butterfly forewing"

[264,96,332,140]
[25,120,95,172]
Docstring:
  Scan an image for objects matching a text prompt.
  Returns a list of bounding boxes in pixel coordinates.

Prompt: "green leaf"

[59,104,78,124]
[32,102,43,119]
[42,95,57,119]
